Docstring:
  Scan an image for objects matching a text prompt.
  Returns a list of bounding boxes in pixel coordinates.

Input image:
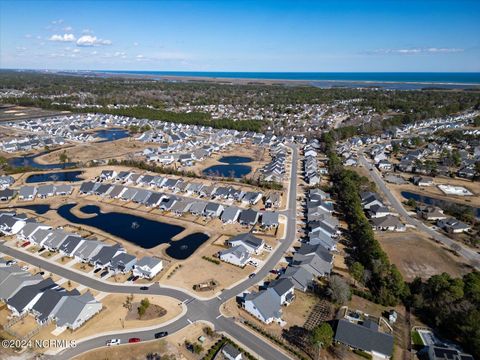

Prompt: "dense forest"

[1,70,480,135]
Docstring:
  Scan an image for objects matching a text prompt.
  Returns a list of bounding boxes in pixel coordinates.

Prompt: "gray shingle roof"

[334,319,394,357]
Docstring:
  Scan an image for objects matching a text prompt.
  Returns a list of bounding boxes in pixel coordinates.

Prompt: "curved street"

[0,144,299,360]
[358,154,480,269]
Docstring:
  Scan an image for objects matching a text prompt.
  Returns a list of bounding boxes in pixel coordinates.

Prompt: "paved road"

[358,154,480,269]
[1,145,299,360]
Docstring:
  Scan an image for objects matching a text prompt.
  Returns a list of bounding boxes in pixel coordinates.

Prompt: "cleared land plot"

[376,230,469,281]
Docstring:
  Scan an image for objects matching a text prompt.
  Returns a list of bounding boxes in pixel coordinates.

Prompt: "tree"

[137,305,146,318]
[328,275,351,304]
[350,262,365,285]
[140,298,150,309]
[59,150,68,166]
[310,322,333,359]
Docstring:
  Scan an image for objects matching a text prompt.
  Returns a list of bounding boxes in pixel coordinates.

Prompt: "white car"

[106,339,121,346]
[21,266,29,271]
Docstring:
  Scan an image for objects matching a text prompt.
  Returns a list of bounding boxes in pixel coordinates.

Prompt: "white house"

[133,256,164,279]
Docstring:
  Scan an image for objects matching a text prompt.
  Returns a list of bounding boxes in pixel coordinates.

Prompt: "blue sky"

[1,0,479,71]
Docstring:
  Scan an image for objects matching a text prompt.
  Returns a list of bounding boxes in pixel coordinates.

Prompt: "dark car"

[249,273,256,279]
[100,270,109,278]
[132,275,140,281]
[38,247,45,253]
[127,275,135,281]
[94,268,102,274]
[36,271,45,276]
[140,286,149,290]
[154,331,168,339]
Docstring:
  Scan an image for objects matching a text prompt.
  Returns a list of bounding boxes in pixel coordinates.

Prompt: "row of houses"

[80,181,280,228]
[260,144,288,183]
[0,262,102,330]
[303,139,327,185]
[98,169,276,207]
[0,211,164,280]
[240,187,338,325]
[417,205,471,233]
[361,192,406,232]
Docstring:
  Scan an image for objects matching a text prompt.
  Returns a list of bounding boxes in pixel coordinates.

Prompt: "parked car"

[128,338,141,343]
[100,270,109,278]
[37,247,45,253]
[21,241,31,247]
[249,273,256,279]
[94,268,102,274]
[6,260,17,266]
[154,332,168,339]
[106,339,121,346]
[21,266,29,271]
[140,286,149,291]
[36,271,45,276]
[127,275,135,281]
[132,276,139,281]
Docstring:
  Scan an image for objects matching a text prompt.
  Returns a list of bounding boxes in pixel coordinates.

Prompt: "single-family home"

[227,233,264,254]
[133,256,163,279]
[54,291,102,330]
[219,245,251,267]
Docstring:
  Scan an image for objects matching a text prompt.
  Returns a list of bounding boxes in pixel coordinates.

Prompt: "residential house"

[109,252,137,273]
[261,212,279,229]
[333,319,394,359]
[417,205,448,221]
[227,233,264,254]
[221,206,241,224]
[133,256,163,279]
[219,245,251,267]
[437,218,471,234]
[18,186,37,200]
[371,215,406,232]
[7,278,57,316]
[238,209,259,226]
[54,292,102,330]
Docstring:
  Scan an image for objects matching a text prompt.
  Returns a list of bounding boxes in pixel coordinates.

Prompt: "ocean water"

[96,71,480,86]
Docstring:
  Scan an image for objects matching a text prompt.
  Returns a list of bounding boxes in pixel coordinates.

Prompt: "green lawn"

[411,330,424,346]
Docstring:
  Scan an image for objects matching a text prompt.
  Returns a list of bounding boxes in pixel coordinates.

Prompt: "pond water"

[26,171,83,183]
[218,156,253,164]
[9,151,76,170]
[94,128,130,142]
[55,204,209,258]
[401,191,480,219]
[14,204,52,215]
[202,155,253,178]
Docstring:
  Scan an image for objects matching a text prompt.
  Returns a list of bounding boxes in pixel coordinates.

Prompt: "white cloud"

[82,28,93,34]
[73,48,80,53]
[76,35,112,47]
[51,19,64,25]
[49,33,76,42]
[64,26,73,31]
[133,42,139,46]
[372,47,464,55]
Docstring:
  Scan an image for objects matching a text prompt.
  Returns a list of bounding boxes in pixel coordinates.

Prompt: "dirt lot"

[0,105,68,122]
[34,138,151,166]
[376,229,470,281]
